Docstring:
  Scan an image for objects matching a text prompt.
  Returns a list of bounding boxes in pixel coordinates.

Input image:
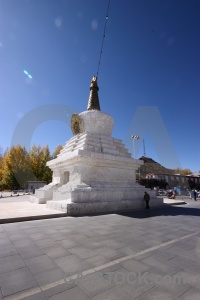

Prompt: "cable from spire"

[96,0,111,78]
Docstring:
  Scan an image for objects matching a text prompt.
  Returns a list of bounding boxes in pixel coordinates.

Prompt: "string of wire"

[96,0,111,78]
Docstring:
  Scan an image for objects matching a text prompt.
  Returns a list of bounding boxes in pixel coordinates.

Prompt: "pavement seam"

[2,231,197,300]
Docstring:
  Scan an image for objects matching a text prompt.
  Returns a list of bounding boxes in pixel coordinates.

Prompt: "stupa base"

[46,195,164,216]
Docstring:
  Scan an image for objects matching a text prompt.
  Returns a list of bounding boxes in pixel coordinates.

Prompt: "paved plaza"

[0,196,200,299]
[0,195,66,224]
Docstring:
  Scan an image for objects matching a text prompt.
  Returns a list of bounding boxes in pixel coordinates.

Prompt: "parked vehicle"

[156,189,168,196]
[24,189,32,195]
[18,189,24,195]
[11,190,19,196]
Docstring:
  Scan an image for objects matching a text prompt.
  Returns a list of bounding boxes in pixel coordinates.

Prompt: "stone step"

[48,197,163,215]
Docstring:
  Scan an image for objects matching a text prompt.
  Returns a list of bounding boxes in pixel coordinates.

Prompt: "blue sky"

[0,0,199,172]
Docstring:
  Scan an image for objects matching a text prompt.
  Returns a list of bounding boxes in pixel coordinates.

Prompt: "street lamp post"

[131,135,140,159]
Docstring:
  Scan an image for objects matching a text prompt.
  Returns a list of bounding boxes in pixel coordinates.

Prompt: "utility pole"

[143,139,146,157]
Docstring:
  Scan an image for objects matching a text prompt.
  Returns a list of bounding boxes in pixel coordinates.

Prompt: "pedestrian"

[194,190,197,201]
[144,191,150,209]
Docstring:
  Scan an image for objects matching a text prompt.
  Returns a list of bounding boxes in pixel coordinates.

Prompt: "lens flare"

[24,70,32,79]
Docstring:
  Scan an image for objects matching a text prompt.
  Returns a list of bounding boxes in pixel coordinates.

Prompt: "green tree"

[39,145,52,183]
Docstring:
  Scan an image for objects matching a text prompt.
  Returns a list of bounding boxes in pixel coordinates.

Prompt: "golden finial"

[87,76,101,111]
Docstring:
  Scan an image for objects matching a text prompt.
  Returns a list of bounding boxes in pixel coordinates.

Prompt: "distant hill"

[138,156,174,177]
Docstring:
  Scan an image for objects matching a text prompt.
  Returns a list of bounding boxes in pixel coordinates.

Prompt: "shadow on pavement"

[118,204,200,219]
[72,203,200,219]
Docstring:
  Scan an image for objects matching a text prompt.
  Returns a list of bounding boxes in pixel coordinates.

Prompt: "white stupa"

[31,77,163,215]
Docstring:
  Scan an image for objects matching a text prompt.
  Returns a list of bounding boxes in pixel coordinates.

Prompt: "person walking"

[194,190,197,201]
[144,191,150,209]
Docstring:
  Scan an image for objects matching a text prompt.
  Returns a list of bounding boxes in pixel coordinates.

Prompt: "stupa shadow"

[118,205,200,219]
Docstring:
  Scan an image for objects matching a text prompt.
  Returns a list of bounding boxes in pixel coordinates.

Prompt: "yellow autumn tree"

[174,168,191,176]
[29,145,52,183]
[53,144,63,158]
[1,145,31,189]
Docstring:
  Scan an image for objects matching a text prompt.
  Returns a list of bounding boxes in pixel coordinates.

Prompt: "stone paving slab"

[0,201,200,299]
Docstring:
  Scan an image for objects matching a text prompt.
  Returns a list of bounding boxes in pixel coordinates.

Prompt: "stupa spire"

[87,76,101,111]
